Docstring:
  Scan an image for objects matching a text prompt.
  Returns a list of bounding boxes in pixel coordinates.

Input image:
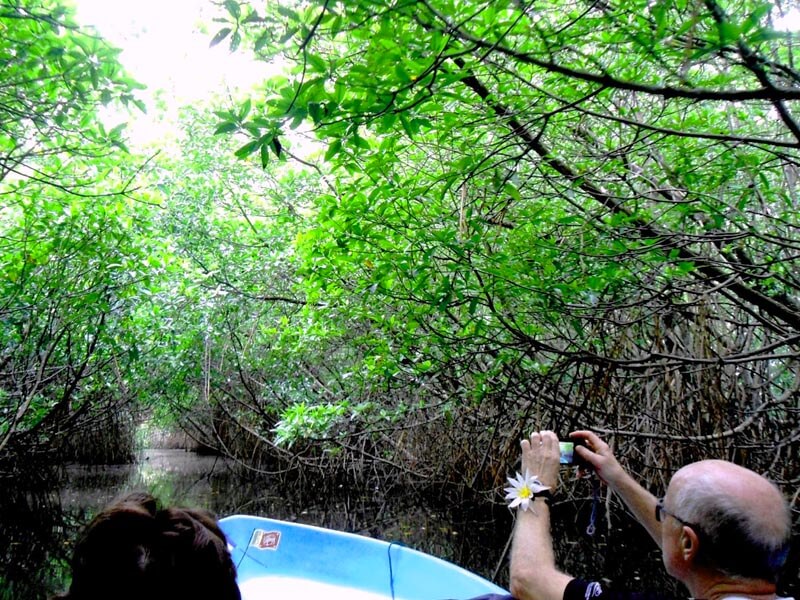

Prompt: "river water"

[0,449,512,600]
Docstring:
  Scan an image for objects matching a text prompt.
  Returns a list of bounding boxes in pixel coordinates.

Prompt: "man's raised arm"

[570,430,662,548]
[508,431,573,600]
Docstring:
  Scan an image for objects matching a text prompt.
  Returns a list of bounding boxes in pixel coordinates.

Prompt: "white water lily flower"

[504,470,549,512]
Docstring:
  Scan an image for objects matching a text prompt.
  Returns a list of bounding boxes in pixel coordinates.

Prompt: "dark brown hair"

[55,492,241,600]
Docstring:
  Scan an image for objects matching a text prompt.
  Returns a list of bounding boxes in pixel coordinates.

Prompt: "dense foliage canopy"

[209,0,800,484]
[0,0,156,463]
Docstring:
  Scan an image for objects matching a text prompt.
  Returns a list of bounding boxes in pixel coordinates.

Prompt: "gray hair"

[673,472,791,582]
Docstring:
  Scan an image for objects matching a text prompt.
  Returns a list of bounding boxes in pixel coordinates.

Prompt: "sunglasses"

[655,498,708,540]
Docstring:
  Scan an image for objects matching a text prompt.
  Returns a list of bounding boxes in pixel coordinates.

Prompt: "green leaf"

[230,31,242,52]
[278,26,299,45]
[210,28,232,48]
[651,2,667,39]
[241,10,262,25]
[234,139,262,158]
[718,21,741,45]
[324,138,342,161]
[238,99,252,120]
[308,102,323,123]
[504,182,522,203]
[351,133,370,150]
[747,29,794,44]
[255,31,271,52]
[224,0,241,20]
[214,121,239,135]
[277,5,300,21]
[399,113,415,138]
[394,63,412,83]
[260,142,270,168]
[306,53,328,73]
[742,3,771,34]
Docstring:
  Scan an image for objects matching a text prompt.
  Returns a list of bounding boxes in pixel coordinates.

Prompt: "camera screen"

[558,442,574,464]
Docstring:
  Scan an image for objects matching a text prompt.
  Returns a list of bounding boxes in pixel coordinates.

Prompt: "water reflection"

[0,450,511,600]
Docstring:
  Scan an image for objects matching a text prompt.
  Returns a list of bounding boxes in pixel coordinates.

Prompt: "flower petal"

[504,471,550,510]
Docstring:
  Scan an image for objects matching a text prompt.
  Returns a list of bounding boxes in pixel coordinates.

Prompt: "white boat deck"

[240,575,394,600]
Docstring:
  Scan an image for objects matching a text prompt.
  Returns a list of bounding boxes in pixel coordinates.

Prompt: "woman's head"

[57,492,241,600]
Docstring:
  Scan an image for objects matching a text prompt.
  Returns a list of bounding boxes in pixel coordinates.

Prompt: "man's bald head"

[666,460,790,582]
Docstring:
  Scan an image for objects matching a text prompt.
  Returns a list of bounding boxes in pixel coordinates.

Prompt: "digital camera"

[558,438,588,466]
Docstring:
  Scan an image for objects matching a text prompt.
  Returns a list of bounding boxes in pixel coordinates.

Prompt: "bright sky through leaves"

[73,0,269,147]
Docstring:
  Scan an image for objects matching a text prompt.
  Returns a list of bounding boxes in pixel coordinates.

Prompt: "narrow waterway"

[1,449,512,600]
[13,451,792,600]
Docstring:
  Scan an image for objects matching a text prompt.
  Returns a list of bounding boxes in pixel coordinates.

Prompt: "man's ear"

[680,526,701,562]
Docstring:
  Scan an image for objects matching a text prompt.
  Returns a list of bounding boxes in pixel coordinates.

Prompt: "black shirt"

[565,578,676,600]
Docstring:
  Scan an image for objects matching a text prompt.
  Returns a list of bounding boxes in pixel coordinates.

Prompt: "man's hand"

[521,430,560,489]
[570,430,626,488]
[571,429,663,548]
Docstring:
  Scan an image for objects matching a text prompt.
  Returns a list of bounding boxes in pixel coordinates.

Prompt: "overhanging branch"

[453,58,800,333]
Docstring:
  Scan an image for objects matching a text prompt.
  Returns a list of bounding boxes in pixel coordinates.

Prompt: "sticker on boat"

[250,529,281,550]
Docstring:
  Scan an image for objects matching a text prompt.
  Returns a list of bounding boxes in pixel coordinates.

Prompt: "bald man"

[509,431,793,600]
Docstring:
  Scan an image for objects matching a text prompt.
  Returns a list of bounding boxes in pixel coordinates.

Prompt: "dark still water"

[0,450,512,600]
